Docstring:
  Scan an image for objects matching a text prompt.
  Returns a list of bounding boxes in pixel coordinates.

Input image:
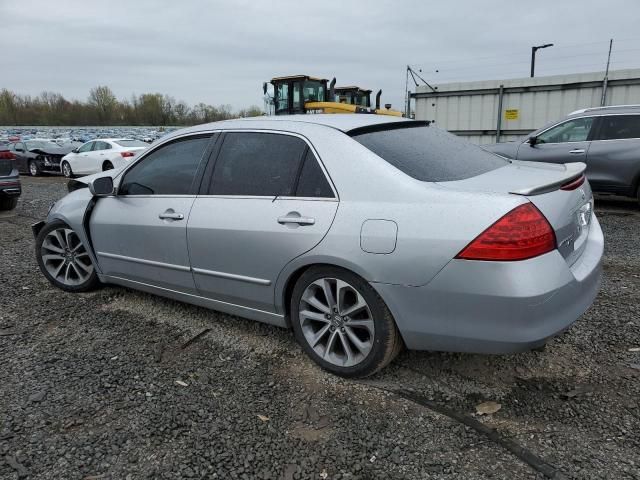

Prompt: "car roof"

[185,114,412,134]
[567,104,640,117]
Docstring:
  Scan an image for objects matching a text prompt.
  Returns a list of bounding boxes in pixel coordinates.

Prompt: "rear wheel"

[291,266,402,378]
[28,160,41,176]
[103,161,114,171]
[61,161,74,178]
[0,197,18,211]
[35,220,99,292]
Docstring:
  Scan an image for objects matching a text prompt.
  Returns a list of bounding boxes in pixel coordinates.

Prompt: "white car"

[60,139,148,178]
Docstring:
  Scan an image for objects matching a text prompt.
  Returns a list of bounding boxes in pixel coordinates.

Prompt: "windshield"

[115,139,148,147]
[351,124,508,182]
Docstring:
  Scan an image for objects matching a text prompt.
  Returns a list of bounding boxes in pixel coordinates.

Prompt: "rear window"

[350,124,508,182]
[115,139,148,147]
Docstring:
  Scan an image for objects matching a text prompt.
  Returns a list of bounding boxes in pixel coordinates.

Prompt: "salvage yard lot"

[1,176,639,480]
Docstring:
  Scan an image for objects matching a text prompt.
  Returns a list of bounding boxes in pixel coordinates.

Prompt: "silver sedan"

[33,115,603,377]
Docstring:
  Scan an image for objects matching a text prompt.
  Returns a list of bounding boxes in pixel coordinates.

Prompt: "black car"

[8,139,75,176]
[0,145,21,210]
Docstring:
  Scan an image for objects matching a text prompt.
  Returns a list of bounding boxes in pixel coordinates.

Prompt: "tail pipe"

[375,90,382,110]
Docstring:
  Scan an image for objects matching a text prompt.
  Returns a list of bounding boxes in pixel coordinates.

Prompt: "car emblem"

[579,188,586,200]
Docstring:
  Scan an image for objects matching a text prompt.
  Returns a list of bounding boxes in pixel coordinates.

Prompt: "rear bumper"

[0,175,22,198]
[372,215,604,354]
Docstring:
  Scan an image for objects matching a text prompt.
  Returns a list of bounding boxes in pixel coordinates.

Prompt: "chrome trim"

[192,267,271,286]
[97,251,191,272]
[103,275,284,321]
[194,194,338,202]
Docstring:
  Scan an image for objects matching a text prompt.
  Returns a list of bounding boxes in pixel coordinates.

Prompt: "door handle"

[159,211,184,220]
[278,214,315,226]
[569,149,585,154]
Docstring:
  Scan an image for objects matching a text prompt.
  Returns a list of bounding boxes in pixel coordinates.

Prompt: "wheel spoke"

[302,291,330,313]
[309,324,331,348]
[43,239,64,254]
[53,230,67,250]
[323,330,339,359]
[344,326,373,356]
[53,261,66,278]
[320,279,336,310]
[341,298,368,317]
[345,318,375,333]
[42,254,65,262]
[338,331,356,364]
[64,229,75,251]
[74,259,92,274]
[64,263,72,282]
[300,309,329,323]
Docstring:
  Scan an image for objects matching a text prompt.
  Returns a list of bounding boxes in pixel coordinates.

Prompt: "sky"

[3,0,640,112]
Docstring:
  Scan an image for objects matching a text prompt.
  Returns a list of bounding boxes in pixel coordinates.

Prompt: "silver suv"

[485,105,640,205]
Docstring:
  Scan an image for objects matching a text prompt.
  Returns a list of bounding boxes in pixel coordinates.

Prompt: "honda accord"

[33,115,603,377]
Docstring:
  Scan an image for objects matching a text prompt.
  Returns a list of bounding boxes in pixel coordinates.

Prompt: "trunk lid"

[437,160,593,266]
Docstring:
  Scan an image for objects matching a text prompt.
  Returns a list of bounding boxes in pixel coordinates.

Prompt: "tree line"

[0,86,263,126]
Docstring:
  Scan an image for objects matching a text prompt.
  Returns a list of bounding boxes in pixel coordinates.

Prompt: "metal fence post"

[495,84,504,143]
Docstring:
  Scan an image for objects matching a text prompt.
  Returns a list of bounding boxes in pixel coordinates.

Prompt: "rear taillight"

[120,151,135,158]
[0,151,15,160]
[560,174,586,191]
[456,203,556,261]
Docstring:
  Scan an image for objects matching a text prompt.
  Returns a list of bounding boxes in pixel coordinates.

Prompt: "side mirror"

[16,147,24,152]
[72,148,79,154]
[528,136,538,146]
[88,176,114,197]
[262,82,268,95]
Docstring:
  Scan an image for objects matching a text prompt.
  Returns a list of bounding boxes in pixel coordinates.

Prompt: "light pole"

[530,43,553,78]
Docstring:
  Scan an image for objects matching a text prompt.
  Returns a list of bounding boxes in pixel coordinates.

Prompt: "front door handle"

[278,214,315,226]
[569,149,585,154]
[159,211,184,220]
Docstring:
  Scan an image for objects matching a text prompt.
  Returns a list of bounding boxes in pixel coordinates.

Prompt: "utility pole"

[601,38,613,106]
[530,43,554,78]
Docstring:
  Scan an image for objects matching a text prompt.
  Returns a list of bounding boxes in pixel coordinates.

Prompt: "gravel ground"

[1,176,639,480]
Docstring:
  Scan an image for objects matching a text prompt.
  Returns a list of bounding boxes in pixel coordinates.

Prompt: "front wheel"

[61,161,74,178]
[0,197,18,211]
[291,266,402,378]
[35,220,99,292]
[28,160,41,176]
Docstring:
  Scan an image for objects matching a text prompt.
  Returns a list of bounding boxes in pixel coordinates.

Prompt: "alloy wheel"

[41,228,94,286]
[62,162,71,177]
[29,162,38,176]
[298,278,375,367]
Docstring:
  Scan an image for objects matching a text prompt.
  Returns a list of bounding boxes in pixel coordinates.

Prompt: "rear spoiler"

[509,162,586,196]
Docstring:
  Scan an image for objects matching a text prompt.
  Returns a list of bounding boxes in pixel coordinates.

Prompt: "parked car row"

[3,138,148,178]
[484,104,640,206]
[0,144,21,211]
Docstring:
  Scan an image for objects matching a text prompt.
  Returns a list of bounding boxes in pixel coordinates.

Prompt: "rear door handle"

[159,211,184,220]
[278,215,315,226]
[569,149,585,154]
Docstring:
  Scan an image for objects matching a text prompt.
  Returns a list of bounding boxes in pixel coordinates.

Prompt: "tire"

[61,161,74,178]
[35,220,99,292]
[103,161,114,171]
[636,184,640,208]
[0,197,18,211]
[28,160,41,176]
[290,266,402,378]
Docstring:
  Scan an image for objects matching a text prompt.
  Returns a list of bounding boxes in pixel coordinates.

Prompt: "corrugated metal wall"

[413,69,640,144]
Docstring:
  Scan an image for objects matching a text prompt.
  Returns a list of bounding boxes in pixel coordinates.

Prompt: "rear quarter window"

[350,124,507,182]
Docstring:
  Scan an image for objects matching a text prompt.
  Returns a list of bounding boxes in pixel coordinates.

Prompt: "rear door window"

[296,150,334,198]
[350,123,507,182]
[209,132,307,196]
[595,115,640,140]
